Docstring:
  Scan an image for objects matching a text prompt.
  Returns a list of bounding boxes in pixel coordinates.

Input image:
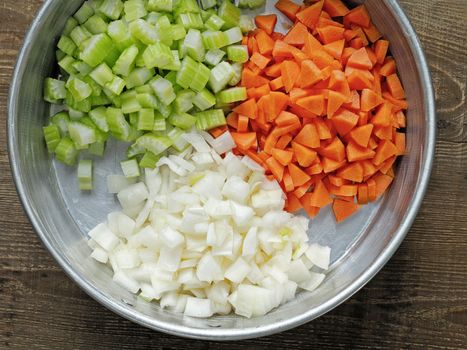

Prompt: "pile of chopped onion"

[88,131,331,318]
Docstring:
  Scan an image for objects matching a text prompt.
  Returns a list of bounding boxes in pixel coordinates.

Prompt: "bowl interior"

[8,0,433,340]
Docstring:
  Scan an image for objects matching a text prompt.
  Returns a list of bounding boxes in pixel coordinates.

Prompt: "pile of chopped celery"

[43,0,254,190]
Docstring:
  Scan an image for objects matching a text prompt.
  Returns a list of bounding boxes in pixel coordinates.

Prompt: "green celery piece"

[44,78,66,103]
[129,19,159,45]
[161,50,181,71]
[238,0,266,9]
[192,89,216,111]
[99,0,124,20]
[229,62,243,86]
[43,124,62,153]
[189,62,210,93]
[68,108,86,120]
[121,159,141,178]
[70,26,92,47]
[74,2,95,24]
[51,112,70,136]
[72,61,93,76]
[205,14,225,31]
[150,76,176,106]
[168,127,190,151]
[78,159,93,190]
[123,0,147,21]
[224,27,243,45]
[147,0,173,12]
[55,137,78,166]
[218,0,240,29]
[127,142,145,158]
[121,90,142,114]
[136,93,159,109]
[239,15,255,33]
[217,86,247,103]
[66,77,93,102]
[195,109,226,130]
[91,94,111,106]
[139,151,161,169]
[227,45,249,63]
[59,55,78,75]
[63,17,79,36]
[169,24,187,41]
[184,29,205,62]
[79,33,114,67]
[89,62,114,86]
[65,91,92,112]
[135,84,153,94]
[204,49,226,66]
[113,45,139,76]
[168,112,197,130]
[145,12,163,26]
[177,13,204,30]
[56,49,67,62]
[89,141,106,156]
[68,121,97,148]
[107,20,134,51]
[137,109,155,131]
[155,16,174,47]
[106,107,132,140]
[174,0,200,16]
[102,46,121,67]
[126,67,155,89]
[104,75,126,95]
[202,31,229,50]
[57,36,77,57]
[136,134,173,155]
[209,61,235,93]
[83,15,108,34]
[79,116,109,143]
[88,0,104,10]
[176,56,198,89]
[83,76,103,98]
[200,0,217,10]
[174,90,195,113]
[157,100,173,118]
[153,117,167,131]
[89,106,110,132]
[129,112,139,127]
[142,42,173,69]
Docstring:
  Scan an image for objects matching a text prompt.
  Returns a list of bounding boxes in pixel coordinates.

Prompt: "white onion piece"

[88,223,120,251]
[117,183,149,209]
[184,297,213,318]
[305,243,331,270]
[91,247,108,263]
[182,133,211,153]
[107,175,137,194]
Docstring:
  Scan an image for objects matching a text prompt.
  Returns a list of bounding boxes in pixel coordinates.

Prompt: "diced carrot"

[272,40,295,59]
[237,115,249,132]
[248,36,260,55]
[283,170,295,192]
[395,132,406,155]
[275,111,300,126]
[241,68,270,88]
[286,193,303,212]
[231,132,257,150]
[300,194,321,217]
[386,74,405,99]
[363,22,382,43]
[276,134,293,150]
[233,98,258,119]
[373,140,398,166]
[328,174,346,187]
[329,70,351,97]
[297,60,323,88]
[309,49,335,69]
[371,102,392,126]
[292,141,318,167]
[270,76,284,90]
[346,141,376,162]
[313,118,332,139]
[382,92,408,111]
[351,26,369,46]
[264,63,282,78]
[226,112,239,129]
[379,156,396,174]
[275,0,301,21]
[333,199,360,222]
[331,108,359,136]
[361,88,384,111]
[303,32,323,57]
[294,123,320,148]
[357,183,369,204]
[284,22,309,46]
[296,95,325,115]
[329,183,358,197]
[337,162,364,182]
[265,156,285,182]
[358,111,369,126]
[271,148,294,166]
[373,125,393,140]
[345,5,371,28]
[255,14,277,36]
[346,47,373,70]
[318,137,345,161]
[281,60,301,92]
[347,70,373,90]
[373,172,394,198]
[396,111,406,128]
[296,0,324,30]
[250,52,271,70]
[323,39,345,60]
[323,0,350,17]
[293,180,312,198]
[326,90,347,118]
[379,58,396,76]
[256,30,275,56]
[288,163,312,187]
[374,40,389,65]
[209,125,228,138]
[349,124,373,148]
[308,180,333,207]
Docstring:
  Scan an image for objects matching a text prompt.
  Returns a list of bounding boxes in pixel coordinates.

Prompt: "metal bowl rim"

[7,0,436,341]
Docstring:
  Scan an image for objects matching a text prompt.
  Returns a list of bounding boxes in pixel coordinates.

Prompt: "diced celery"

[200,0,217,10]
[145,11,162,26]
[65,92,92,113]
[190,62,210,92]
[88,0,104,10]
[121,90,142,114]
[106,107,132,140]
[157,100,173,118]
[68,108,86,120]
[161,50,181,71]
[59,55,78,75]
[113,45,139,76]
[209,61,235,93]
[91,94,111,106]
[89,106,110,132]
[107,20,134,51]
[150,76,176,105]
[89,141,106,156]
[99,0,124,20]
[239,15,255,33]
[55,137,78,166]
[135,84,153,94]
[177,13,204,30]
[139,151,160,168]
[224,27,243,45]
[72,61,93,76]
[174,90,195,113]
[44,78,66,103]
[43,124,62,153]
[229,62,243,86]
[238,0,266,9]
[83,76,103,96]
[183,29,205,62]
[202,31,229,50]
[121,159,141,178]
[68,121,97,148]
[205,14,225,31]
[126,67,155,89]
[155,16,174,46]
[90,62,114,86]
[80,116,109,143]
[56,49,67,62]
[147,0,173,12]
[129,19,159,45]
[168,112,197,130]
[137,109,155,131]
[57,36,77,57]
[153,117,167,131]
[74,1,95,24]
[193,89,216,111]
[227,45,249,63]
[218,0,240,29]
[127,142,145,158]
[176,56,197,89]
[70,26,92,46]
[195,109,226,130]
[136,93,159,109]
[136,134,173,155]
[51,112,70,136]
[63,17,79,36]
[102,46,122,67]
[83,15,108,34]
[124,0,147,21]
[204,49,225,66]
[168,127,190,151]
[104,75,126,95]
[129,112,139,127]
[217,87,247,103]
[78,159,93,190]
[66,77,93,102]
[79,33,114,67]
[169,24,187,41]
[142,42,173,69]
[174,0,200,16]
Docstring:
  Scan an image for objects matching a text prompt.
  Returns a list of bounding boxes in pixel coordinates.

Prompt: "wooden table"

[1,1,466,348]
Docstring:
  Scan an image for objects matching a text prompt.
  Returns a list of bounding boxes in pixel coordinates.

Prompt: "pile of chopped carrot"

[225,0,407,222]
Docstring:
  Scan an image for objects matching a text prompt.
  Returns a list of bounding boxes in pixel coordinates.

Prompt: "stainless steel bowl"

[8,0,435,340]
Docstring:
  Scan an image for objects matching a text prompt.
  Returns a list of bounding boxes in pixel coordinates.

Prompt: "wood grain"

[1,1,466,349]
